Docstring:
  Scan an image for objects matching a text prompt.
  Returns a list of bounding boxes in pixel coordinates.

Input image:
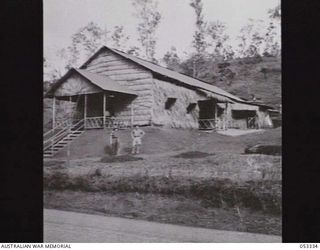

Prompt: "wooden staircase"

[43,119,85,158]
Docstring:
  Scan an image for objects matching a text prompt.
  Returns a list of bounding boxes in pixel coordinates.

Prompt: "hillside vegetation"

[180,56,281,109]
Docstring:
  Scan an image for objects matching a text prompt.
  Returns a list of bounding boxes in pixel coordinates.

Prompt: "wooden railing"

[85,117,104,129]
[198,119,217,130]
[215,118,226,130]
[227,117,259,129]
[55,119,73,128]
[43,119,84,152]
[84,116,132,129]
[43,119,80,141]
[247,117,257,129]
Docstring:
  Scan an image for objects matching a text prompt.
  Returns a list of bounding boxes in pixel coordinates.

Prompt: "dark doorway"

[198,99,216,129]
[198,100,215,119]
[231,110,257,129]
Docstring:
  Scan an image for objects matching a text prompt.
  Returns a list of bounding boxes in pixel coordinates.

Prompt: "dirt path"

[44,209,281,243]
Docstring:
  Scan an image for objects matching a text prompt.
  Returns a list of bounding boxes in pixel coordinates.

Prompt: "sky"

[44,0,280,71]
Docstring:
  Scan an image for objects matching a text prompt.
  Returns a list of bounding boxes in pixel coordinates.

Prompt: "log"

[106,74,152,82]
[86,59,126,68]
[117,78,153,85]
[87,64,143,73]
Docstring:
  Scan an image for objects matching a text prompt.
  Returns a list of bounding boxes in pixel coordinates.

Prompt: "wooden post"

[131,104,134,128]
[224,102,228,130]
[84,94,87,129]
[214,103,218,130]
[103,92,106,128]
[52,96,56,129]
[69,96,72,125]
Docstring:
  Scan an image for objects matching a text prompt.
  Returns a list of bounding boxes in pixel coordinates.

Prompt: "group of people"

[109,125,145,156]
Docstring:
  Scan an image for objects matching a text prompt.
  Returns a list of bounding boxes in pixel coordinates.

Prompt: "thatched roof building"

[46,46,273,130]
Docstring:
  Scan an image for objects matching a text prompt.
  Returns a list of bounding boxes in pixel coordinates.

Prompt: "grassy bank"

[44,172,281,214]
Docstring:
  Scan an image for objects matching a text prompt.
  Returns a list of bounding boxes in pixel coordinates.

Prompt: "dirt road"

[44,209,281,243]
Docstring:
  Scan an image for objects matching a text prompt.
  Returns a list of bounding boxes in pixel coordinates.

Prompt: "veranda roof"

[230,103,259,111]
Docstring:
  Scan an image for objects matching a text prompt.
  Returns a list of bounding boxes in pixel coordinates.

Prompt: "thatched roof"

[46,46,273,109]
[81,46,244,103]
[230,103,259,111]
[46,68,137,97]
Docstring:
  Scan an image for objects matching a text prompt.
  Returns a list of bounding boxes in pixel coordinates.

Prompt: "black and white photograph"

[43,0,282,243]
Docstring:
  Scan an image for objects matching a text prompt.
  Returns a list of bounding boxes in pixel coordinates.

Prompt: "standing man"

[110,127,119,155]
[131,125,145,154]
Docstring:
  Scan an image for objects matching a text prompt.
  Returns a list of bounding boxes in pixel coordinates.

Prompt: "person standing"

[110,128,119,155]
[131,125,145,154]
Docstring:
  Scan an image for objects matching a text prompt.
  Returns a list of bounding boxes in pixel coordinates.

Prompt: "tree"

[72,22,107,56]
[237,19,265,57]
[268,4,281,21]
[189,0,210,77]
[264,4,281,57]
[206,20,234,61]
[180,54,210,79]
[57,22,108,70]
[111,25,130,50]
[132,0,162,62]
[126,46,141,57]
[263,21,280,57]
[56,47,77,71]
[43,57,61,83]
[162,46,181,71]
[223,45,235,61]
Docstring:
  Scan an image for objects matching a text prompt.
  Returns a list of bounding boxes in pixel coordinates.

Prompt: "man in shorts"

[131,125,145,154]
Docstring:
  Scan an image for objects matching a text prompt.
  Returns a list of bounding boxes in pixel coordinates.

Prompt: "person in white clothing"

[131,125,145,154]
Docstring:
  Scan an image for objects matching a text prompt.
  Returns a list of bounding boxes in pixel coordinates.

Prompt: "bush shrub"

[44,171,281,214]
[44,171,70,190]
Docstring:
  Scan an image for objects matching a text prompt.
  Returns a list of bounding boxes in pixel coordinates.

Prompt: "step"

[69,134,83,137]
[72,131,83,134]
[53,144,67,148]
[56,141,68,145]
[43,130,84,157]
[44,149,58,153]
